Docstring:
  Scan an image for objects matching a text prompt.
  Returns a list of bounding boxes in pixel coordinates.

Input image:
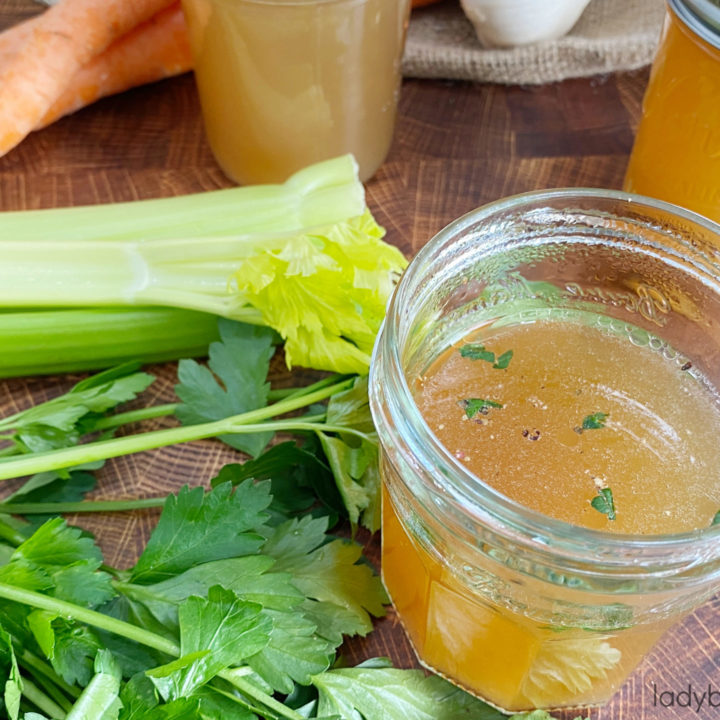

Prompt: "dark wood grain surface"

[0,3,715,718]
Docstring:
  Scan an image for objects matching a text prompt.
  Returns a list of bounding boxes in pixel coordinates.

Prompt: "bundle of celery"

[0,155,405,376]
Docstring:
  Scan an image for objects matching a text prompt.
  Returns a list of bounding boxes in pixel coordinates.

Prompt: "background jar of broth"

[181,0,411,185]
[624,0,720,222]
[369,190,720,712]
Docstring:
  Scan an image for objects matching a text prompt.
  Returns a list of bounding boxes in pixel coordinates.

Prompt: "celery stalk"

[0,155,364,242]
[0,307,219,377]
[0,155,406,374]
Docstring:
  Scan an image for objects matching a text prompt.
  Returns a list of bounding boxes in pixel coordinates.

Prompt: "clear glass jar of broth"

[369,190,720,712]
[181,0,411,185]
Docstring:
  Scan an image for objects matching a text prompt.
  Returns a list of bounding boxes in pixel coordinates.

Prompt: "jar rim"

[669,0,720,50]
[374,187,720,564]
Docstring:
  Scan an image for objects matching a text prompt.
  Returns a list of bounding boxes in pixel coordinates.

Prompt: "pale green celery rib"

[0,235,285,317]
[0,154,363,242]
[0,307,219,378]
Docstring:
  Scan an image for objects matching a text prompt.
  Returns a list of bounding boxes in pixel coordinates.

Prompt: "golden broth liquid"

[382,318,720,711]
[182,0,410,185]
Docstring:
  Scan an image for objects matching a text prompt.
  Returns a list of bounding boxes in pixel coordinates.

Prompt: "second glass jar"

[181,0,411,185]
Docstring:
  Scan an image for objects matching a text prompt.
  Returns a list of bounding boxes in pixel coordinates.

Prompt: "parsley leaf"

[3,463,101,530]
[5,517,114,608]
[318,377,381,531]
[591,487,616,520]
[312,663,508,719]
[147,586,271,701]
[0,624,21,720]
[66,649,123,720]
[119,555,303,630]
[459,344,513,369]
[211,440,343,523]
[267,517,387,637]
[246,610,333,693]
[461,398,503,419]
[130,482,271,585]
[42,618,102,686]
[5,461,101,505]
[0,363,154,454]
[175,320,276,458]
[712,510,720,526]
[582,412,608,430]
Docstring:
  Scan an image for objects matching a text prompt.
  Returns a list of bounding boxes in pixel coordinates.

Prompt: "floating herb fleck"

[712,510,720,526]
[460,398,503,419]
[459,343,513,369]
[582,412,608,430]
[459,343,495,363]
[493,349,514,369]
[591,487,616,520]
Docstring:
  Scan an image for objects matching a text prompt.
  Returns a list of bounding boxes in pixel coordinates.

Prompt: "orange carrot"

[0,0,177,157]
[38,3,192,127]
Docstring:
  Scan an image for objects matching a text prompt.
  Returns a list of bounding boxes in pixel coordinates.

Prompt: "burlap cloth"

[402,0,667,84]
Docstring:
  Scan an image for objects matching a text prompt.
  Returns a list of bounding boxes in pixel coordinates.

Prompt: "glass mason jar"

[181,0,411,185]
[624,0,720,223]
[369,190,720,712]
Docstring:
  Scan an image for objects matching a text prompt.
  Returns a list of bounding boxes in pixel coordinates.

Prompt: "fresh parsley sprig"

[0,321,381,531]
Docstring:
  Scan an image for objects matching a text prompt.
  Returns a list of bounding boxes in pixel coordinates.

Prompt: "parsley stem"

[90,376,348,433]
[225,674,306,720]
[0,497,167,515]
[0,445,19,458]
[0,516,27,546]
[21,676,68,719]
[0,582,304,720]
[222,420,373,443]
[0,378,355,481]
[0,582,180,656]
[92,403,178,431]
[281,373,353,401]
[21,666,74,713]
[19,649,81,699]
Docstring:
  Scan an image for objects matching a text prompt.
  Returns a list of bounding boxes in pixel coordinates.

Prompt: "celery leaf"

[175,321,275,458]
[130,482,271,584]
[233,212,406,374]
[192,688,257,719]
